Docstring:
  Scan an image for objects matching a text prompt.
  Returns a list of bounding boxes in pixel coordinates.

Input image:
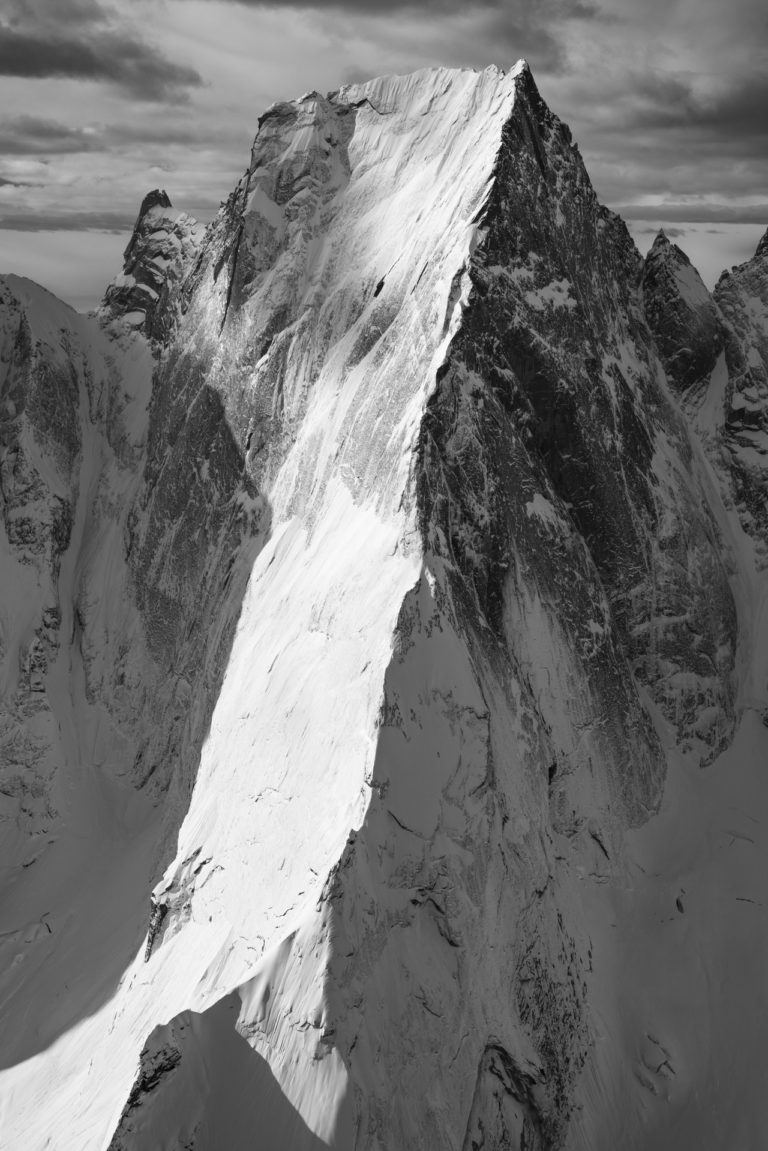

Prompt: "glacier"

[0,60,767,1150]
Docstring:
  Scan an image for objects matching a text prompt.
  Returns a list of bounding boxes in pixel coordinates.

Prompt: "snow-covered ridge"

[0,61,767,1151]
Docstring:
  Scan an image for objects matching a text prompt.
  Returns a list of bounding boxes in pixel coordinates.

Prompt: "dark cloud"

[105,121,241,148]
[327,0,592,72]
[622,71,768,143]
[183,0,598,18]
[631,224,687,238]
[561,59,768,215]
[0,209,133,232]
[473,11,564,69]
[5,0,110,26]
[0,25,203,101]
[0,113,241,162]
[208,0,497,9]
[0,115,100,155]
[0,0,203,102]
[618,203,768,225]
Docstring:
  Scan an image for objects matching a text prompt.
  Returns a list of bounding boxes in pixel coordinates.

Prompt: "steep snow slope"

[0,62,766,1151]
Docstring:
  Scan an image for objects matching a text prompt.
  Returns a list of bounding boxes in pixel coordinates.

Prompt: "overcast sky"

[1,0,766,309]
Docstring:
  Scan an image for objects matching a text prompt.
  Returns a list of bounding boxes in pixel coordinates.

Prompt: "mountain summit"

[1,63,767,1151]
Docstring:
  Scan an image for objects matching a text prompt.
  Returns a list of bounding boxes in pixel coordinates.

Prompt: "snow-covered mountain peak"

[133,187,172,222]
[2,60,768,1151]
[642,225,723,392]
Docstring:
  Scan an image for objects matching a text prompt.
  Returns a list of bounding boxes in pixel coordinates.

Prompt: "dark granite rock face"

[640,223,768,562]
[421,67,736,784]
[641,230,725,394]
[713,228,768,552]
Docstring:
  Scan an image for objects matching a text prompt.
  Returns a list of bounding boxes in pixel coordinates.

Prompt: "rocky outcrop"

[101,189,204,343]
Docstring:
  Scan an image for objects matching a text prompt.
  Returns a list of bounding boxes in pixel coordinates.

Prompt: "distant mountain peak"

[755,224,768,261]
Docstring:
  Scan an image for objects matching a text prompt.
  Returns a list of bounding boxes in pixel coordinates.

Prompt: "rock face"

[0,62,766,1151]
[641,230,725,393]
[101,190,204,343]
[642,224,768,563]
[0,275,154,857]
[713,229,768,553]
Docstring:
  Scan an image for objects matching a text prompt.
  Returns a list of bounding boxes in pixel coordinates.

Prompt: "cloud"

[0,209,134,231]
[197,0,496,10]
[104,121,237,148]
[618,203,768,225]
[610,70,768,145]
[630,224,687,238]
[5,0,110,25]
[0,115,101,155]
[170,0,600,73]
[0,0,203,101]
[0,27,203,101]
[0,111,242,163]
[190,0,599,12]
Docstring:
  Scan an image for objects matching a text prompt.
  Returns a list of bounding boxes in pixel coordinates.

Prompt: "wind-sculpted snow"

[0,60,766,1151]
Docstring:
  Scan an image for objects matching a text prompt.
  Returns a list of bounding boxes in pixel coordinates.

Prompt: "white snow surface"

[671,255,713,312]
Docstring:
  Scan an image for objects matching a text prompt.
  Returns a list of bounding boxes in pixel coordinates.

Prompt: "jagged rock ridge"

[0,61,767,1151]
[642,223,768,563]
